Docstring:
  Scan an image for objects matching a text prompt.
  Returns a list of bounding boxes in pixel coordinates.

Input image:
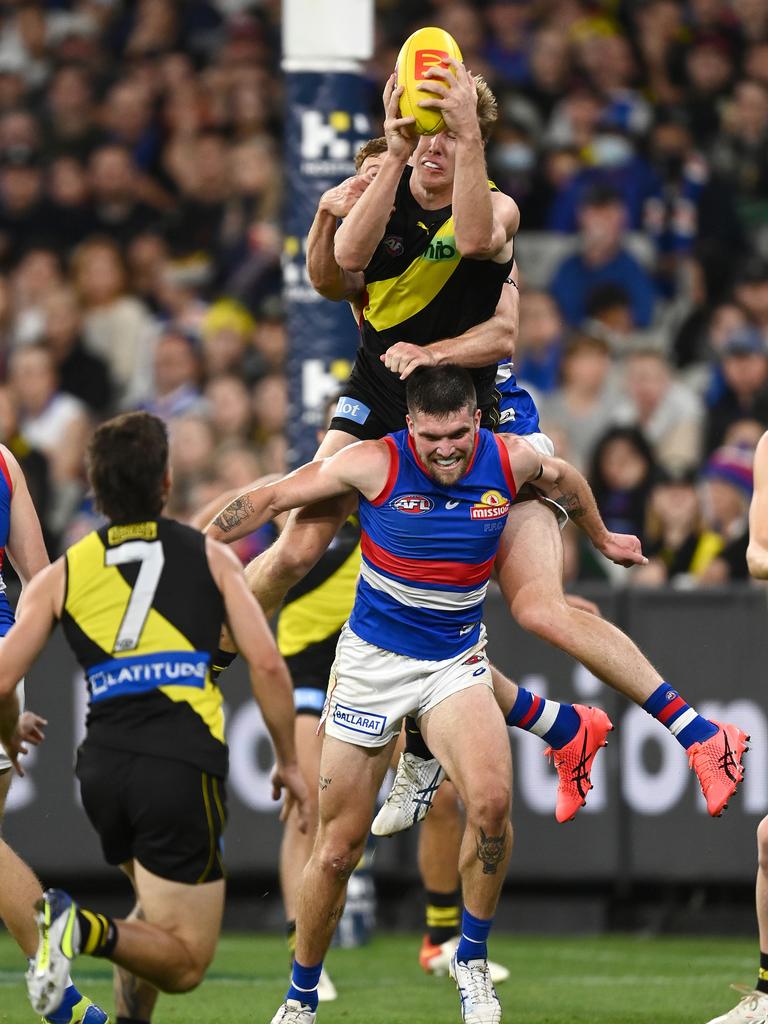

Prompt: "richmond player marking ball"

[396,27,463,137]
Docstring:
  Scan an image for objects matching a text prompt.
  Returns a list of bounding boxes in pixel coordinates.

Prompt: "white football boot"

[450,954,502,1024]
[371,753,445,836]
[269,999,317,1024]
[706,986,768,1023]
[27,889,81,1017]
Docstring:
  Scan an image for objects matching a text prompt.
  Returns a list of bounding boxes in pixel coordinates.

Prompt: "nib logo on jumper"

[423,236,456,261]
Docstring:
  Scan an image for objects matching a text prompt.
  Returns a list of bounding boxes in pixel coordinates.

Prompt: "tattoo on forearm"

[476,827,506,875]
[319,775,332,790]
[552,490,586,521]
[212,495,255,534]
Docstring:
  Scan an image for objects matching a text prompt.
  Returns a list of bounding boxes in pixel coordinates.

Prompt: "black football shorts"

[76,743,227,885]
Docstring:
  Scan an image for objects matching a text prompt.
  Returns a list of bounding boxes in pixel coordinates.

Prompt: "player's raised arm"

[334,76,415,272]
[189,474,282,532]
[204,439,391,544]
[418,60,518,261]
[306,176,368,301]
[501,435,648,569]
[748,431,768,578]
[0,560,63,771]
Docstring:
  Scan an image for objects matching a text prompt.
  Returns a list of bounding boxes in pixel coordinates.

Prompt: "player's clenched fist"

[318,175,370,219]
[381,342,438,380]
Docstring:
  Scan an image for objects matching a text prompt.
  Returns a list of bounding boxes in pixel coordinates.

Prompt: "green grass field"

[0,931,756,1023]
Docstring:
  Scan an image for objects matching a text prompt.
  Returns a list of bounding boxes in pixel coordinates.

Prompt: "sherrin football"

[396,27,463,137]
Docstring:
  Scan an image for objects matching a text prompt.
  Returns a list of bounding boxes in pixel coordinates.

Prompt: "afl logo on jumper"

[392,494,434,514]
[470,489,511,520]
[383,235,405,257]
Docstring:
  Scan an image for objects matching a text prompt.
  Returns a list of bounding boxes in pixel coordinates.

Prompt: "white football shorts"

[323,624,493,748]
[522,431,555,458]
[0,679,24,772]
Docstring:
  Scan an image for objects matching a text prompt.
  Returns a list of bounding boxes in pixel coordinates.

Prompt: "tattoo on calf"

[213,495,255,533]
[327,903,345,925]
[319,775,332,790]
[476,827,506,875]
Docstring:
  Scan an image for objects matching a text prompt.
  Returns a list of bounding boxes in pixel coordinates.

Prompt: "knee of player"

[163,954,209,994]
[316,835,366,881]
[513,596,567,642]
[465,784,511,835]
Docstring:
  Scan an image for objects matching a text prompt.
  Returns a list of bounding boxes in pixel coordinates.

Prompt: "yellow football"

[396,26,463,137]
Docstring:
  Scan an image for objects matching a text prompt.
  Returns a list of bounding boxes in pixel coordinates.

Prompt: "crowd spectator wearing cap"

[696,444,755,584]
[705,324,768,453]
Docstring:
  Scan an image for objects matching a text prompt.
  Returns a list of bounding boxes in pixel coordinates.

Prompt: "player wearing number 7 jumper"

[0,411,310,1023]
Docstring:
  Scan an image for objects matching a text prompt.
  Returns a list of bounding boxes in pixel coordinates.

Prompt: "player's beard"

[424,452,469,487]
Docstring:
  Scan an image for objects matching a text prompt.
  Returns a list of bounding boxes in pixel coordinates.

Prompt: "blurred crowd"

[0,0,767,590]
[0,0,286,565]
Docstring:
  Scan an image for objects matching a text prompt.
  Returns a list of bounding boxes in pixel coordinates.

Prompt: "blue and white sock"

[286,959,322,1011]
[456,908,493,963]
[505,687,580,749]
[643,684,717,750]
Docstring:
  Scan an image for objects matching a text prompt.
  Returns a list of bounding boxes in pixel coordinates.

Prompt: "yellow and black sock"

[211,649,237,683]
[77,908,118,958]
[425,890,460,947]
[757,952,768,993]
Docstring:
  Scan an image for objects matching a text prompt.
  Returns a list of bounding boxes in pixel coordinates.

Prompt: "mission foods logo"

[392,494,434,514]
[470,490,510,520]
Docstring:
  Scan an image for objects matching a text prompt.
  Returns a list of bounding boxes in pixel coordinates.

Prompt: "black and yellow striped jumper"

[64,517,229,884]
[332,165,514,439]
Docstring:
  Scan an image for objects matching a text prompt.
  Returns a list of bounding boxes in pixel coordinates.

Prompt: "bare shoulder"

[497,433,540,481]
[498,433,537,461]
[491,190,520,233]
[331,437,394,497]
[0,444,21,482]
[331,437,392,470]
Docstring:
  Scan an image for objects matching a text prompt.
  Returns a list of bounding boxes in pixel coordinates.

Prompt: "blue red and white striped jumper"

[0,450,15,636]
[350,427,516,661]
